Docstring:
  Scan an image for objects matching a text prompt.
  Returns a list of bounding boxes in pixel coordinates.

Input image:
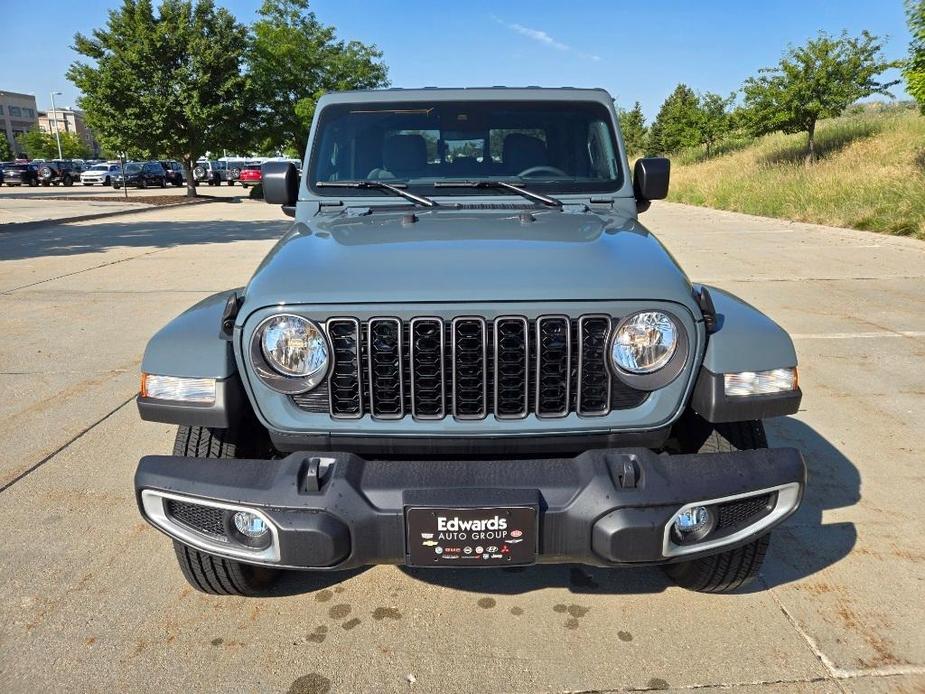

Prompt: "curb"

[0,197,237,234]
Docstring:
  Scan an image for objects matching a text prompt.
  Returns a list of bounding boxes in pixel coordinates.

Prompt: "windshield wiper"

[316,180,437,207]
[432,180,563,207]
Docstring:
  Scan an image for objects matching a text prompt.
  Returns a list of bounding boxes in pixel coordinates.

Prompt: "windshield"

[90,165,109,171]
[125,163,142,173]
[309,100,623,196]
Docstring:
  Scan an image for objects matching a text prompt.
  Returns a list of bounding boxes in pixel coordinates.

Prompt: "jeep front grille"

[292,315,649,420]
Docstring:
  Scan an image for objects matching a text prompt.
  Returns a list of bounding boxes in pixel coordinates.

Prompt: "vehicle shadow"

[0,217,288,262]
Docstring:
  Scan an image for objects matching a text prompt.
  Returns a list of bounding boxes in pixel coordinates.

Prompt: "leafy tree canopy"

[696,92,735,155]
[68,0,250,195]
[247,0,389,155]
[905,0,925,113]
[16,129,91,159]
[742,30,900,161]
[618,102,648,157]
[647,84,702,155]
[0,135,12,161]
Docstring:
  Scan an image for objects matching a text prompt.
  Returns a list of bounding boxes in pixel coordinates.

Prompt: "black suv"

[159,160,186,187]
[0,163,39,186]
[112,161,167,189]
[36,160,80,186]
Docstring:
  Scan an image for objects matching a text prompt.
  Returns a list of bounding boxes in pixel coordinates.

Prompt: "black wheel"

[104,176,110,186]
[63,175,73,187]
[28,179,37,187]
[113,184,121,189]
[663,418,771,593]
[173,541,278,597]
[139,178,147,189]
[169,425,280,596]
[160,178,166,188]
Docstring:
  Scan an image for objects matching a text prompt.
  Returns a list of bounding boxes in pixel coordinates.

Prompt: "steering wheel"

[517,165,568,178]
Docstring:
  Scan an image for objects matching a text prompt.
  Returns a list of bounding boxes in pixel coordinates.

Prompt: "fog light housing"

[724,368,797,397]
[671,505,715,543]
[225,510,273,549]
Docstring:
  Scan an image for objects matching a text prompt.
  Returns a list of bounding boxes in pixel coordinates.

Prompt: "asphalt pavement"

[0,199,922,693]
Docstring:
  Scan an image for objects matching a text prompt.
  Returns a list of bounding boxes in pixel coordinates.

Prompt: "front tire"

[663,418,771,593]
[173,541,279,597]
[169,425,280,596]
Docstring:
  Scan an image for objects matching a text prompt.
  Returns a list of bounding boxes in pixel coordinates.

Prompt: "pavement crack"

[0,394,135,494]
[0,247,171,295]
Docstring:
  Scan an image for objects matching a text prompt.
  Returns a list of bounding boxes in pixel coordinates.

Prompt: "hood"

[243,206,694,310]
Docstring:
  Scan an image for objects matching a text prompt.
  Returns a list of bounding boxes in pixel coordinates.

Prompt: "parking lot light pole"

[49,91,63,160]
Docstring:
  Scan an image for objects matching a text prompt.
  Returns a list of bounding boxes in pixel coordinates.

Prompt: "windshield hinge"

[345,206,372,217]
[589,197,614,207]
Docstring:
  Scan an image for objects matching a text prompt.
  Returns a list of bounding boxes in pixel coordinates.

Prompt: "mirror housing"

[633,157,670,213]
[262,161,299,207]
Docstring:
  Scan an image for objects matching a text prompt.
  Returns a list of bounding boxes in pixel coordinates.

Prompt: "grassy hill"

[666,105,925,239]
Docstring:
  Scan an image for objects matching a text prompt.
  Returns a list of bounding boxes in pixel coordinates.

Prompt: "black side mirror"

[262,161,299,207]
[633,157,670,213]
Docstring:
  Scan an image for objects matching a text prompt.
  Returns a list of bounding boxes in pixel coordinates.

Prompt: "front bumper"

[135,447,805,570]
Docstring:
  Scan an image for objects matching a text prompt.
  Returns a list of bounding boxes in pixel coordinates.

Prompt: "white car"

[81,163,122,186]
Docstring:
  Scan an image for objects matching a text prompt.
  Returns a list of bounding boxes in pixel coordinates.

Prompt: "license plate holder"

[405,506,537,566]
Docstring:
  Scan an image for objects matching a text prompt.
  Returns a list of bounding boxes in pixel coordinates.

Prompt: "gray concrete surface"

[0,199,923,693]
[0,183,246,224]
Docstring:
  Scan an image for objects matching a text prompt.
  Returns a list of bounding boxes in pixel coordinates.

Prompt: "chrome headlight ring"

[249,314,331,394]
[608,310,689,391]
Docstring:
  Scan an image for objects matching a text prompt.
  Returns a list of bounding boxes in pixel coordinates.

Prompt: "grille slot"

[535,316,571,417]
[716,494,773,530]
[368,318,404,419]
[494,317,529,418]
[327,318,363,418]
[292,313,650,420]
[452,317,488,419]
[410,317,446,419]
[577,315,612,416]
[165,499,226,538]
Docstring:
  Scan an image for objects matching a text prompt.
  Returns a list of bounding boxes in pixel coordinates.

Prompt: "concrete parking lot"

[0,199,923,693]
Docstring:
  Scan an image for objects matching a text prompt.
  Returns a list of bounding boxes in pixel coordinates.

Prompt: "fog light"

[675,506,710,533]
[233,511,269,538]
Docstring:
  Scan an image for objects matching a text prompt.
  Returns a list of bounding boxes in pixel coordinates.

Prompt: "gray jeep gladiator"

[135,88,805,596]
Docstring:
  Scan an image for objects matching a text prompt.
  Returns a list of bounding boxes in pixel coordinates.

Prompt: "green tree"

[247,0,389,155]
[618,102,648,157]
[68,0,249,196]
[0,135,13,161]
[742,30,900,162]
[696,92,735,156]
[647,84,701,154]
[16,130,57,159]
[905,0,925,113]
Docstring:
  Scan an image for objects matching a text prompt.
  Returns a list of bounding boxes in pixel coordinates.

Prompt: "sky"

[0,0,913,120]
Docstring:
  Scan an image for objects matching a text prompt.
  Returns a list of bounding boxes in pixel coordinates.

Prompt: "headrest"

[502,133,548,173]
[383,134,427,174]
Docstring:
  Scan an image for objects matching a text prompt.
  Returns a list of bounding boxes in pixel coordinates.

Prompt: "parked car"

[134,87,805,597]
[80,162,122,186]
[112,161,167,189]
[159,160,186,187]
[237,163,262,188]
[191,160,225,186]
[0,162,40,186]
[222,159,247,185]
[36,160,81,186]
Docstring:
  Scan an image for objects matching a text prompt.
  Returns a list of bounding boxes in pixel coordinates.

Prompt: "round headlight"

[611,311,678,373]
[260,315,329,377]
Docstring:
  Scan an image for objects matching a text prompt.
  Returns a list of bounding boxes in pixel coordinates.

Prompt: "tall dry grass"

[667,107,925,239]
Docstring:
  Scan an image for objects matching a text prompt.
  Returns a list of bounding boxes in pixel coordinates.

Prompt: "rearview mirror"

[262,161,299,207]
[633,157,670,213]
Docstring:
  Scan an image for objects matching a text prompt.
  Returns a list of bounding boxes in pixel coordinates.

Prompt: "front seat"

[502,133,548,175]
[368,134,427,180]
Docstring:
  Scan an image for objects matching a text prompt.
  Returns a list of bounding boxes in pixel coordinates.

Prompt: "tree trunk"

[805,121,816,164]
[183,157,197,197]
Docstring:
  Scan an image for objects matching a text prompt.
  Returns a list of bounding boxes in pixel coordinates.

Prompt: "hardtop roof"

[316,86,614,108]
